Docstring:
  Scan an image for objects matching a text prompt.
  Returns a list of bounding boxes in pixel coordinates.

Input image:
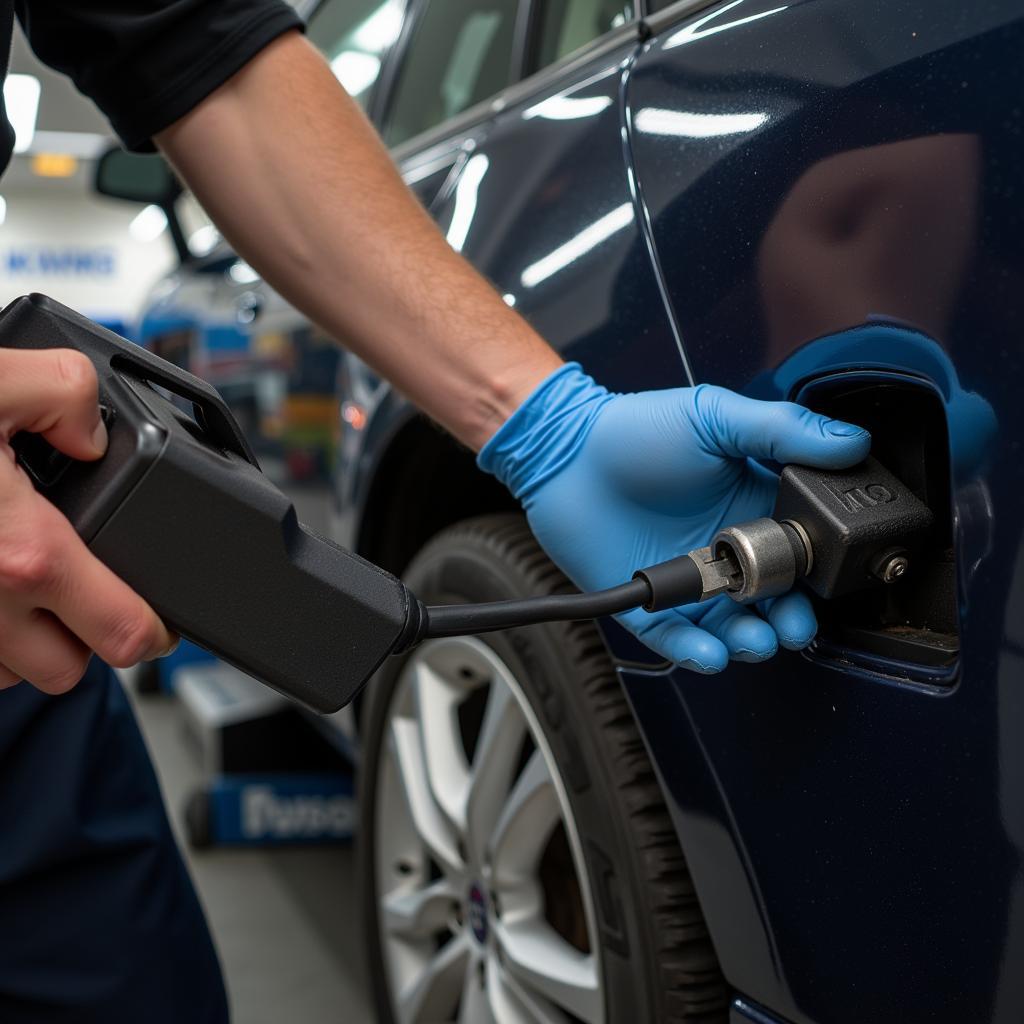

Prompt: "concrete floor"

[126,677,374,1023]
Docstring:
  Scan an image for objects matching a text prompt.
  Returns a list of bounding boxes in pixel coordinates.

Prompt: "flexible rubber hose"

[422,577,653,640]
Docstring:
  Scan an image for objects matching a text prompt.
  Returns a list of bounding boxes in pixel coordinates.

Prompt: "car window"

[529,0,633,73]
[384,0,520,147]
[307,0,404,109]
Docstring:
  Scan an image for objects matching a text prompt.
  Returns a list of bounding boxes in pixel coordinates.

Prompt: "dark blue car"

[123,0,1024,1020]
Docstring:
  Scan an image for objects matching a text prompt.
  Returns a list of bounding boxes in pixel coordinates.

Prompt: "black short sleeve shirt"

[0,0,303,173]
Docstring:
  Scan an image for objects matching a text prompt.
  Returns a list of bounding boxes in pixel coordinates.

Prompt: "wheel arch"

[354,415,518,577]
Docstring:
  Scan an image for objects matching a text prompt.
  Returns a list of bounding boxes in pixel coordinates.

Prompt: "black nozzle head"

[773,457,933,600]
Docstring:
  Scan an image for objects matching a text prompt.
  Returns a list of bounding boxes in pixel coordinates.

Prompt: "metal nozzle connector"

[710,518,810,604]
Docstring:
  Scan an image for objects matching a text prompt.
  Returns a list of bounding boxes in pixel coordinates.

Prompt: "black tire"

[359,514,728,1022]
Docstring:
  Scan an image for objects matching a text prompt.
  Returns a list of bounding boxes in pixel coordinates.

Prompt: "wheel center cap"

[467,883,488,944]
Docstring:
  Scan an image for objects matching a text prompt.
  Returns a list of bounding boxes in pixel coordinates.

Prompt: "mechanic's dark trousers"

[0,659,229,1023]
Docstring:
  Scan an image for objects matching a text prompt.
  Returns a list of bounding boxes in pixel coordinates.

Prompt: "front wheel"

[359,515,728,1022]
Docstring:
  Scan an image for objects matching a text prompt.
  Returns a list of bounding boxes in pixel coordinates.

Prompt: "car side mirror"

[94,147,181,206]
[93,147,191,263]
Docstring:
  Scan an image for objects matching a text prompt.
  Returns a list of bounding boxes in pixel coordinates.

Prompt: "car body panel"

[621,1,1024,1021]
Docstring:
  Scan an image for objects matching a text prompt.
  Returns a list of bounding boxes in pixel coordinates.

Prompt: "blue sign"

[3,247,117,277]
[209,774,356,845]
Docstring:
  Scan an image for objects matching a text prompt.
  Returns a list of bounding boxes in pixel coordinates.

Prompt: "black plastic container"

[3,294,414,713]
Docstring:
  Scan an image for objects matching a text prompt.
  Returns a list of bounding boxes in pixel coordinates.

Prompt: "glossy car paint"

[623,2,1024,1022]
[133,0,1024,1020]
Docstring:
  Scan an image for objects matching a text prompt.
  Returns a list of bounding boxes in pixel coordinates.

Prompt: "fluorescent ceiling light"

[330,51,381,96]
[521,202,633,288]
[633,108,769,137]
[4,74,41,154]
[29,130,108,159]
[523,95,613,121]
[130,204,167,243]
[0,195,6,226]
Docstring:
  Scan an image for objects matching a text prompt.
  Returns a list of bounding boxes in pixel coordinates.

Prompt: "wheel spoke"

[487,954,569,1024]
[390,717,463,875]
[495,920,602,1024]
[383,878,459,940]
[466,681,528,857]
[488,749,560,885]
[413,661,473,833]
[395,934,471,1024]
[458,955,492,1024]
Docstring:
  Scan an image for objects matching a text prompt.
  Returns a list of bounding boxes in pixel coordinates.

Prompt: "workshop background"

[0,6,372,1021]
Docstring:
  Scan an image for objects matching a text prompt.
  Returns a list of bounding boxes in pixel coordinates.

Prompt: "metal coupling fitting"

[711,517,810,604]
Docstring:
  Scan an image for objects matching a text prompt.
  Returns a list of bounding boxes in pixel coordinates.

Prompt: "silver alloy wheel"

[374,636,606,1024]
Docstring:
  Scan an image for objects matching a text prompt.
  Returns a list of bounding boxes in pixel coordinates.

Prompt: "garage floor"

[126,678,373,1023]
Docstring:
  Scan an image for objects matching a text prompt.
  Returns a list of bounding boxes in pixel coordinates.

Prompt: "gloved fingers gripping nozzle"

[404,454,935,649]
[630,456,932,611]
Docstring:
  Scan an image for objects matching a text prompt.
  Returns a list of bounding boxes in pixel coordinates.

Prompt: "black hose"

[422,577,653,640]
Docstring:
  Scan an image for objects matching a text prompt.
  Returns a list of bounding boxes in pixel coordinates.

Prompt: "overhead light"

[0,195,6,226]
[502,293,516,307]
[4,74,41,154]
[633,108,769,138]
[130,204,168,242]
[29,130,107,158]
[31,153,78,178]
[330,51,381,96]
[521,203,633,288]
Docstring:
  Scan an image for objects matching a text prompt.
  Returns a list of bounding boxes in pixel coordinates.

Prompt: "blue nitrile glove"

[478,363,872,673]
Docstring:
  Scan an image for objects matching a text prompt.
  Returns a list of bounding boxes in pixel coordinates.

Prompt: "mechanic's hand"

[479,363,871,672]
[0,348,176,693]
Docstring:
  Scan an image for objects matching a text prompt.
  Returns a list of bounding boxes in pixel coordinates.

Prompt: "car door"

[621,2,1024,1022]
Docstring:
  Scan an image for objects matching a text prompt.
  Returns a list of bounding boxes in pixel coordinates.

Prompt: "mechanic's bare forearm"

[156,31,561,450]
